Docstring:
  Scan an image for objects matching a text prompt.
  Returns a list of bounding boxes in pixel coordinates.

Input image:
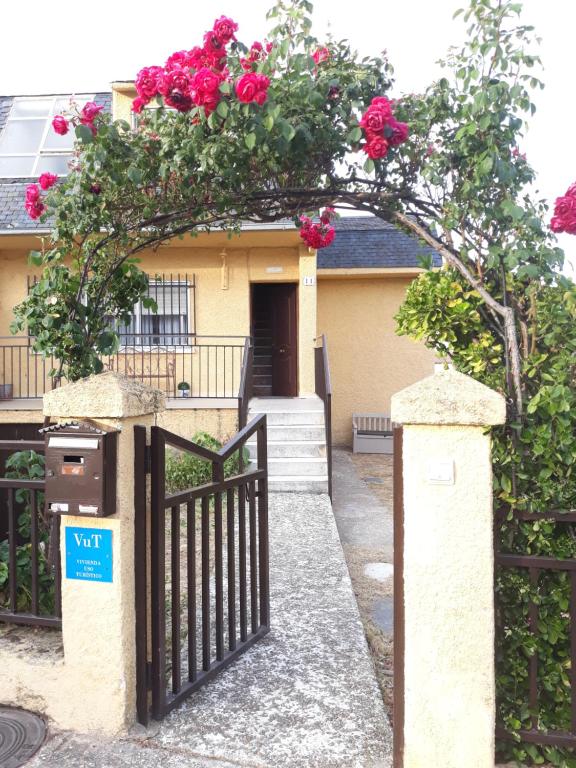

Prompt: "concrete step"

[269,458,327,477]
[261,424,326,442]
[268,476,329,494]
[248,409,324,426]
[246,440,326,459]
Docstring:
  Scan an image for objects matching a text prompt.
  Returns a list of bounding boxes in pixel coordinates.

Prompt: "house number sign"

[65,527,113,583]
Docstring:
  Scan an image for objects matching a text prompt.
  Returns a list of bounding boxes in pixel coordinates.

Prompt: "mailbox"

[42,421,117,517]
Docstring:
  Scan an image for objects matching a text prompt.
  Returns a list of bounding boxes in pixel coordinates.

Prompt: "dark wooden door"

[270,284,298,396]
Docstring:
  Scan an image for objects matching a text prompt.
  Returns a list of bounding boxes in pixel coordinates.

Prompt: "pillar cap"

[391,367,506,427]
[43,371,165,418]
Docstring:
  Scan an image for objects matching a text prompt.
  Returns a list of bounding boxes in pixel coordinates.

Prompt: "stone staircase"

[247,396,329,493]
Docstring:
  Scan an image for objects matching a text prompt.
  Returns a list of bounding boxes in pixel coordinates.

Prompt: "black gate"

[134,415,270,723]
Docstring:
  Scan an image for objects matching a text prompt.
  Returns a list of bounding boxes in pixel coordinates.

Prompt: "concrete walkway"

[30,494,392,768]
[331,449,393,561]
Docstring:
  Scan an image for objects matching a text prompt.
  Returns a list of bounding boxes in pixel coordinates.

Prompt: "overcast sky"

[1,0,574,272]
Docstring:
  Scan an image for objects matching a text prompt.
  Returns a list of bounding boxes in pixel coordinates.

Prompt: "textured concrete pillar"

[298,245,317,395]
[43,372,164,734]
[391,368,506,768]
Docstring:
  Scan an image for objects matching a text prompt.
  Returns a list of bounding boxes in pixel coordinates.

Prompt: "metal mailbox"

[42,421,117,517]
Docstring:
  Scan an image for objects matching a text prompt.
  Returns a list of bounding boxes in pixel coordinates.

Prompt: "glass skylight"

[0,95,95,178]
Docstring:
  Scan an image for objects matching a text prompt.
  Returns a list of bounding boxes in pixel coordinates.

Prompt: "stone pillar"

[43,372,164,734]
[391,368,506,768]
[298,245,317,396]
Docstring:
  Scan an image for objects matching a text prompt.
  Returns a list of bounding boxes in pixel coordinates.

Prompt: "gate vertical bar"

[187,500,197,682]
[134,425,149,726]
[150,425,167,718]
[257,419,270,629]
[393,425,404,768]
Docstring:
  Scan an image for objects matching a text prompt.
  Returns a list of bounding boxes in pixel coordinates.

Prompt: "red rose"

[299,216,336,249]
[80,102,104,125]
[551,193,576,235]
[52,115,69,135]
[26,184,41,203]
[25,199,46,220]
[38,172,58,190]
[192,67,221,95]
[135,66,163,102]
[165,51,188,70]
[235,73,270,104]
[131,97,146,114]
[386,118,409,147]
[187,47,206,70]
[159,67,193,111]
[320,207,336,225]
[363,136,389,159]
[312,47,330,65]
[213,15,238,45]
[360,101,393,135]
[203,32,227,69]
[567,183,576,198]
[90,183,102,195]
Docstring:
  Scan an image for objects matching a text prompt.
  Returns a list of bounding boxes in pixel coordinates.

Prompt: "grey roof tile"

[318,217,441,269]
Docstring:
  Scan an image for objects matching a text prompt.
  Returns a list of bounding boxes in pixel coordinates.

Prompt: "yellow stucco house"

[0,86,438,491]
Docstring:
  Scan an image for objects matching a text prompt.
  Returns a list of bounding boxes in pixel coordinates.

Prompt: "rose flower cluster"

[132,16,272,116]
[550,183,576,236]
[25,101,104,219]
[25,173,58,220]
[299,207,336,250]
[360,96,409,160]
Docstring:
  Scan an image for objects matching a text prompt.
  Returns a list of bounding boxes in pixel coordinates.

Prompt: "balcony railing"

[0,335,249,401]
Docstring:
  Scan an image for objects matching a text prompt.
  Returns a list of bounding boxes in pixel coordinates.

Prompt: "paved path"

[30,494,392,768]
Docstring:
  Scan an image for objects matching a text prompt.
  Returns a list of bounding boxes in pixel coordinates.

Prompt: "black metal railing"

[0,439,61,628]
[138,415,270,721]
[238,337,254,429]
[315,335,333,499]
[0,335,249,400]
[495,509,576,749]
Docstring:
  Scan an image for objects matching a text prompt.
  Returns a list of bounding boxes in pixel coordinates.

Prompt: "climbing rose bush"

[299,207,336,249]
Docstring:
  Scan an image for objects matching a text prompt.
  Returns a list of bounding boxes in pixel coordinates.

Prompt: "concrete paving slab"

[29,493,391,768]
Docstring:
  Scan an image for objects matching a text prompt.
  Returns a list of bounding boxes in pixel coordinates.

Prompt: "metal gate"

[134,415,270,723]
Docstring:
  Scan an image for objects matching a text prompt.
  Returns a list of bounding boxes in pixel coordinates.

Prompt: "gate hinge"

[144,445,152,475]
[145,661,153,690]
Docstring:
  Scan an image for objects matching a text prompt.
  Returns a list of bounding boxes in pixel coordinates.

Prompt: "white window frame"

[0,94,95,178]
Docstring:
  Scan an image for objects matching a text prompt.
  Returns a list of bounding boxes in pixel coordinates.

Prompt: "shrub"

[165,431,249,493]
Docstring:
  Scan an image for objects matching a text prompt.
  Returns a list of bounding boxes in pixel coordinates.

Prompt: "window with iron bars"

[28,273,197,347]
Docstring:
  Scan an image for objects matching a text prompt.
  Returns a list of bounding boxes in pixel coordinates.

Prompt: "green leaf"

[263,114,274,132]
[363,157,375,174]
[280,121,296,142]
[75,124,94,144]
[216,101,229,119]
[245,132,257,150]
[219,81,232,95]
[127,167,143,185]
[28,251,43,267]
[347,127,362,143]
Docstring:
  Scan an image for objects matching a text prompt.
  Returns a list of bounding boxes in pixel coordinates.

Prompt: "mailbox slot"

[43,422,117,517]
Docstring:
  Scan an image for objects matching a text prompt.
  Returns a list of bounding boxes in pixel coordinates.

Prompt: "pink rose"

[386,118,409,147]
[187,46,206,70]
[213,15,238,45]
[363,136,389,160]
[312,47,330,65]
[25,185,45,219]
[38,172,58,190]
[135,66,163,102]
[165,51,188,70]
[52,115,69,135]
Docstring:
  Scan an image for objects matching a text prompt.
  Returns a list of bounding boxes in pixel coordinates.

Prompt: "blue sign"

[65,527,113,583]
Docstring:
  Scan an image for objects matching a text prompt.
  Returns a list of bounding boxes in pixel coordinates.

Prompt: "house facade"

[0,85,438,456]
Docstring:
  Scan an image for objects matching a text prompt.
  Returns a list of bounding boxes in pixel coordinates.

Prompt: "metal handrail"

[315,334,333,500]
